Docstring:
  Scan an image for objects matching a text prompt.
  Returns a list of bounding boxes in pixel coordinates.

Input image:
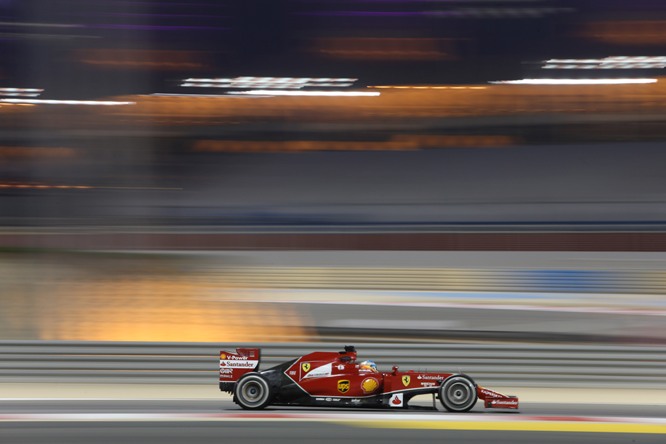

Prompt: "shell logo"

[361,377,379,394]
[220,353,226,359]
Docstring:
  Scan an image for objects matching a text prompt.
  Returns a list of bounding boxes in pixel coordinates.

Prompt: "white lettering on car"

[481,389,502,398]
[303,363,333,379]
[491,400,519,405]
[219,360,258,368]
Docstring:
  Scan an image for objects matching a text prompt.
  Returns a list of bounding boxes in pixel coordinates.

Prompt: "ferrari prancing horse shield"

[402,375,411,387]
[302,362,311,372]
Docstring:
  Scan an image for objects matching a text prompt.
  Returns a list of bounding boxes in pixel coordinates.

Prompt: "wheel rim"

[446,381,472,406]
[239,378,268,407]
[441,376,476,411]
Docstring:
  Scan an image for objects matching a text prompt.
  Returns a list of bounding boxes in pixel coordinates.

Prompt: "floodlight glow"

[152,93,234,97]
[542,56,666,70]
[490,78,658,85]
[370,85,487,90]
[0,87,44,98]
[0,99,135,105]
[228,90,380,97]
[181,76,358,89]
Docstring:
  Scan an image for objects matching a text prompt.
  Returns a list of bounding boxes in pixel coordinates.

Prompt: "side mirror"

[392,366,399,375]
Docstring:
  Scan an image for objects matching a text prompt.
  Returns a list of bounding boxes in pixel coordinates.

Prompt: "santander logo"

[390,394,403,407]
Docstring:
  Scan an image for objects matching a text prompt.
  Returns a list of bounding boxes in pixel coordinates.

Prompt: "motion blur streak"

[581,20,666,45]
[347,419,666,435]
[0,147,76,159]
[542,57,666,70]
[0,182,182,190]
[193,139,418,152]
[0,252,309,342]
[2,80,666,128]
[182,77,357,89]
[0,99,135,106]
[3,251,666,344]
[192,135,514,153]
[0,88,43,97]
[77,49,208,70]
[3,2,666,444]
[370,86,487,90]
[228,90,381,97]
[492,78,658,85]
[0,183,91,190]
[310,37,457,61]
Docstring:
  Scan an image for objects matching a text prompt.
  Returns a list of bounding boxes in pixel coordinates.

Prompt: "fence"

[1,341,664,388]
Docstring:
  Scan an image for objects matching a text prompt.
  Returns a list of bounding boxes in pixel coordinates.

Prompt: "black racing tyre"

[439,375,477,412]
[234,373,273,410]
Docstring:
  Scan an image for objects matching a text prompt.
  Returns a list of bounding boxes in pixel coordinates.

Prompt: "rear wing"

[219,348,260,392]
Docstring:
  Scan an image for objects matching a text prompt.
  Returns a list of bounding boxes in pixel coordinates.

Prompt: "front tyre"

[439,375,477,412]
[234,373,273,410]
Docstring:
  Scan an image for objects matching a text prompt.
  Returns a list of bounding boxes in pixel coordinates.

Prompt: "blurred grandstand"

[1,0,666,350]
[1,1,666,230]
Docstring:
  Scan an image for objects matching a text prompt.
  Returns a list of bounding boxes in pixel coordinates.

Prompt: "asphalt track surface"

[1,400,665,444]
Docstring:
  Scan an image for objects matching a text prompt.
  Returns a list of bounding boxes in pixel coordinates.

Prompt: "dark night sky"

[2,0,666,96]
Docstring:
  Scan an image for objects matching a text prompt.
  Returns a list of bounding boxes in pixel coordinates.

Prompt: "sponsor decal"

[351,399,362,404]
[491,399,519,407]
[416,375,443,381]
[389,393,404,407]
[303,363,333,379]
[220,353,226,359]
[289,370,296,376]
[361,377,379,394]
[420,382,436,387]
[219,368,233,375]
[228,355,250,361]
[401,375,411,387]
[481,389,511,399]
[337,364,345,370]
[219,360,257,368]
[337,379,351,394]
[302,362,311,373]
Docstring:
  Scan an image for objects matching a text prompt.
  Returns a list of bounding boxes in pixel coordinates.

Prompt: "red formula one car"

[219,346,518,412]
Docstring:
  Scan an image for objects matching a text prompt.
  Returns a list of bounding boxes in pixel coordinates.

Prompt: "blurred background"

[1,0,666,389]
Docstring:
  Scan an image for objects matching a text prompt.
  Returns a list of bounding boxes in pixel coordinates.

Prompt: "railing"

[1,341,665,388]
[214,266,666,295]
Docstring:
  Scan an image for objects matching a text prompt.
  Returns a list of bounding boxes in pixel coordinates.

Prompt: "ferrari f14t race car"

[219,346,518,412]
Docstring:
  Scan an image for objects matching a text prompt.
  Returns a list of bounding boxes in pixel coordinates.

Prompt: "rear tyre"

[439,375,477,412]
[234,373,273,410]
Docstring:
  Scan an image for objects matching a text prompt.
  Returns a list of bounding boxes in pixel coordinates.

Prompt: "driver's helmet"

[359,360,378,373]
